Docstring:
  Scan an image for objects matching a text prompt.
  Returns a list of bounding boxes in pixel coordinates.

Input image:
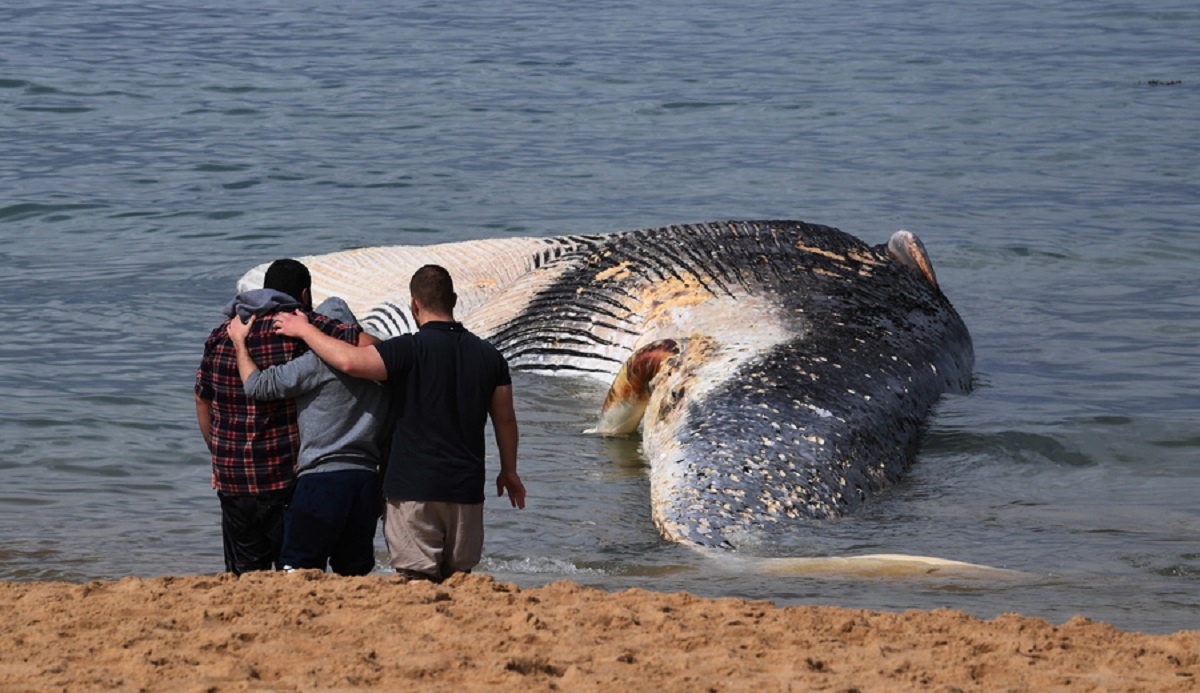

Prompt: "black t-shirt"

[375,321,511,504]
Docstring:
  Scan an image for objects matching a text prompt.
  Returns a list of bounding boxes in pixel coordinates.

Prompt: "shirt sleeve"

[194,325,223,400]
[493,348,512,387]
[243,351,329,400]
[374,335,414,382]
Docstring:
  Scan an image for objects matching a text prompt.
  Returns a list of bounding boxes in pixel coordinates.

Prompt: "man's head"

[409,264,457,321]
[263,258,313,310]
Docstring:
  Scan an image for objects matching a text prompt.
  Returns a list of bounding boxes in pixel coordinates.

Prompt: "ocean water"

[2,0,1198,634]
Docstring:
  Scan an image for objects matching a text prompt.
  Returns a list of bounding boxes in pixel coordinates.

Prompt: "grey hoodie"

[223,288,302,320]
[243,297,390,475]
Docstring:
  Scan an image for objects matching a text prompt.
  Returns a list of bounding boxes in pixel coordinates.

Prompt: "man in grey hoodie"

[227,297,389,576]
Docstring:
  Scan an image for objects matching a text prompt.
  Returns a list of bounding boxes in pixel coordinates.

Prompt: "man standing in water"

[195,259,368,575]
[274,264,525,582]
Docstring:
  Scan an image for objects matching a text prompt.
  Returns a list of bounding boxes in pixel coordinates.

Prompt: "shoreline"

[1,571,1196,691]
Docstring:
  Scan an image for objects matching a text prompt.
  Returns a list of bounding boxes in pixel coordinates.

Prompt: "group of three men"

[194,259,525,581]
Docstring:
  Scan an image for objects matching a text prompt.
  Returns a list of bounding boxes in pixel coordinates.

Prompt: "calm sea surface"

[2,0,1197,634]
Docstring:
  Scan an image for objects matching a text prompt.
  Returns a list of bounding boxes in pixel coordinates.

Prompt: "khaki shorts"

[383,499,484,581]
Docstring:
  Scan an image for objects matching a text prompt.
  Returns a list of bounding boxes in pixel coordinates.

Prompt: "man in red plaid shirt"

[195,259,371,575]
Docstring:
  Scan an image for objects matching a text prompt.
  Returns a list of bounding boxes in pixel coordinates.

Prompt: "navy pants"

[219,486,292,575]
[280,469,381,576]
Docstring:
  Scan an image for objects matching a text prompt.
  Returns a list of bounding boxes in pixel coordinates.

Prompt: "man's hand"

[227,314,254,344]
[496,470,526,510]
[273,309,313,338]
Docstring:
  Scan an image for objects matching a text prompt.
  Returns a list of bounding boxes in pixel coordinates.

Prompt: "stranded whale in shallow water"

[239,220,978,567]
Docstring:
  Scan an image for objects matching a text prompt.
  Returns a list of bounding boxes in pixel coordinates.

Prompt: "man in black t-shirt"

[274,264,525,581]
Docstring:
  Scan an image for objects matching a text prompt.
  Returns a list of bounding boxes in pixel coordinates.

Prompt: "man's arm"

[195,394,213,450]
[489,384,525,509]
[227,314,322,400]
[274,310,387,380]
[226,314,259,384]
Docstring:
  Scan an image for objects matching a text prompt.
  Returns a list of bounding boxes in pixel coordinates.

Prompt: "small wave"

[924,428,1094,467]
[0,203,107,223]
[369,555,608,577]
[479,556,607,576]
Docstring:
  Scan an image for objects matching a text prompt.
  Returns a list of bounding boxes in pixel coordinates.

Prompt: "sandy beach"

[0,571,1195,692]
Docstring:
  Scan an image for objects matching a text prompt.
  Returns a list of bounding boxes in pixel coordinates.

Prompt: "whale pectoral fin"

[753,554,1028,580]
[594,339,681,436]
[887,230,939,289]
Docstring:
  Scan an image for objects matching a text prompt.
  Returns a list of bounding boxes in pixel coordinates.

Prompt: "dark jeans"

[280,469,381,576]
[219,486,293,575]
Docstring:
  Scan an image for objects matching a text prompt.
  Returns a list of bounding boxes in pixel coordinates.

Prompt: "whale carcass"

[238,220,974,551]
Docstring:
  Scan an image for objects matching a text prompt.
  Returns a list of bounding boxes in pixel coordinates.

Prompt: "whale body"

[238,220,974,551]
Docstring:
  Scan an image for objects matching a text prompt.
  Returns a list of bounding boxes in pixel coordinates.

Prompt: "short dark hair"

[263,259,311,304]
[410,264,456,314]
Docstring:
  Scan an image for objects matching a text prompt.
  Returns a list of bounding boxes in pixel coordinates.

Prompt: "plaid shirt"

[195,311,361,495]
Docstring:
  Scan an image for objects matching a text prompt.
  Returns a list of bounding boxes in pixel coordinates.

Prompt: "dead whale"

[238,220,975,556]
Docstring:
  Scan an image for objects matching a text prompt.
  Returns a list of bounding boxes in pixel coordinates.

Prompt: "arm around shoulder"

[274,309,387,380]
[243,351,324,400]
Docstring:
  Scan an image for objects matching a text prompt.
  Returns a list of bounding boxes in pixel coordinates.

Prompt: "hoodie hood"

[223,288,303,320]
[314,296,359,326]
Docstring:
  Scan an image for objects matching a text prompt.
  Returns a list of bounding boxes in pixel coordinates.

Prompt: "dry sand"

[0,571,1196,692]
